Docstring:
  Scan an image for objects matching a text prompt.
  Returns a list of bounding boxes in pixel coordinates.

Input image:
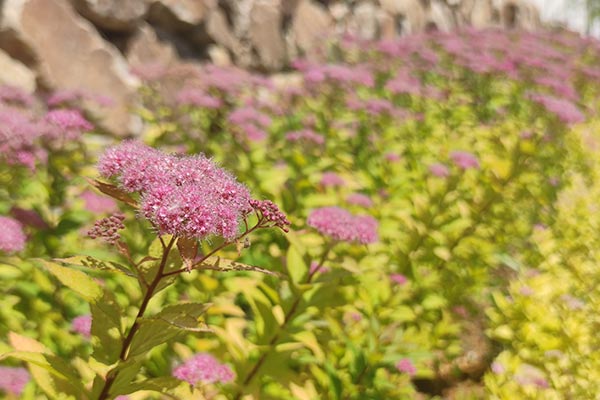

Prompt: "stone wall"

[0,0,542,135]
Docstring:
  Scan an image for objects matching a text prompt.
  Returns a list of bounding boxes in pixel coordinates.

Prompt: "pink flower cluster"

[395,358,416,376]
[307,206,378,244]
[346,193,373,208]
[285,129,325,145]
[43,109,93,141]
[320,172,345,188]
[450,151,480,170]
[249,199,291,232]
[0,216,26,253]
[98,141,253,240]
[71,314,92,338]
[529,92,584,125]
[228,106,271,142]
[0,366,30,395]
[0,108,45,170]
[175,88,222,109]
[87,213,125,244]
[429,162,450,178]
[172,353,235,385]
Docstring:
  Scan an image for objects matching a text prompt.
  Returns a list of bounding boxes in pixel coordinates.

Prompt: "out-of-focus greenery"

[1,28,600,399]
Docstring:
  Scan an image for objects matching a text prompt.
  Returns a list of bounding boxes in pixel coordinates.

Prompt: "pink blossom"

[228,107,271,128]
[0,216,26,253]
[346,193,373,208]
[0,85,34,107]
[385,152,402,162]
[81,190,118,214]
[529,92,584,125]
[307,207,378,244]
[43,108,93,140]
[395,358,416,376]
[450,151,479,170]
[390,273,407,285]
[173,353,235,385]
[286,129,325,145]
[0,108,43,170]
[428,162,450,178]
[175,88,222,109]
[0,366,30,395]
[71,315,92,338]
[98,141,253,240]
[238,123,267,142]
[320,172,345,187]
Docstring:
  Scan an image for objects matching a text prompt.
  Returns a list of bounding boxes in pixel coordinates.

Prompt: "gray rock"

[147,0,208,29]
[0,48,35,92]
[71,0,150,32]
[292,0,333,56]
[0,0,140,135]
[126,22,177,68]
[378,0,427,35]
[249,0,287,70]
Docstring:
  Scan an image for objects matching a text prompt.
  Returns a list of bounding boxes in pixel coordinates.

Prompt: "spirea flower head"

[346,193,373,208]
[395,358,416,376]
[285,129,325,145]
[307,206,378,244]
[390,273,408,285]
[71,315,92,338]
[175,88,222,109]
[173,353,235,385]
[528,92,584,125]
[450,150,480,170]
[320,172,345,187]
[0,366,30,395]
[429,162,450,178]
[0,216,26,253]
[43,108,93,140]
[97,141,253,240]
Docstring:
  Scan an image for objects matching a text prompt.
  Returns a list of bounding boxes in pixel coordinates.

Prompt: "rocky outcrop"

[0,48,35,92]
[0,0,140,136]
[71,0,150,32]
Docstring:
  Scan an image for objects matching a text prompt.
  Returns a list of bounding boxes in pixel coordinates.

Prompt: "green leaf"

[114,376,182,396]
[422,294,447,310]
[55,255,135,277]
[91,291,124,364]
[286,244,309,284]
[198,256,282,277]
[128,303,211,358]
[36,259,103,302]
[254,300,280,345]
[324,362,343,400]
